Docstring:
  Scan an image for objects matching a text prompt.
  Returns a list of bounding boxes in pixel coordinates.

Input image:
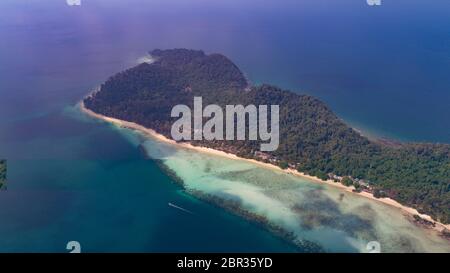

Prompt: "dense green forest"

[0,160,6,190]
[84,49,450,224]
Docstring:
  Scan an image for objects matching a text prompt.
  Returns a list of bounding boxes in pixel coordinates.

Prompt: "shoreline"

[79,101,450,234]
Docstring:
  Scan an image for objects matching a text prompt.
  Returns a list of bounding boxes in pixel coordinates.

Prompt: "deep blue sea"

[0,0,449,252]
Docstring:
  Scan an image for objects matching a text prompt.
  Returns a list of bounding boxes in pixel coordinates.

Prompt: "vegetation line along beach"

[82,49,450,228]
[79,100,450,234]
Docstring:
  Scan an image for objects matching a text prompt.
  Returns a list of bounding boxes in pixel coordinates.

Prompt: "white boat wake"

[168,202,194,215]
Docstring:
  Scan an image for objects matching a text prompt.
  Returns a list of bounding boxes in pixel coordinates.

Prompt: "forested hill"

[84,49,450,224]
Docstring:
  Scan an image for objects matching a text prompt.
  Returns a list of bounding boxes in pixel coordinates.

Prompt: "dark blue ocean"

[0,0,449,252]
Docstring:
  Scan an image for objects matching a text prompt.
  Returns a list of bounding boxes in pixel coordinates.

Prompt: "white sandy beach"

[79,101,450,233]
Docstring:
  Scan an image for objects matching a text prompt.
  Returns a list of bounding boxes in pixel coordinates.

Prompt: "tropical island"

[0,160,6,190]
[83,48,450,228]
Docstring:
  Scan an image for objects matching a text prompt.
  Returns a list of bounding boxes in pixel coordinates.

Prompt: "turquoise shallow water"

[2,104,448,252]
[134,125,450,253]
[0,106,298,252]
